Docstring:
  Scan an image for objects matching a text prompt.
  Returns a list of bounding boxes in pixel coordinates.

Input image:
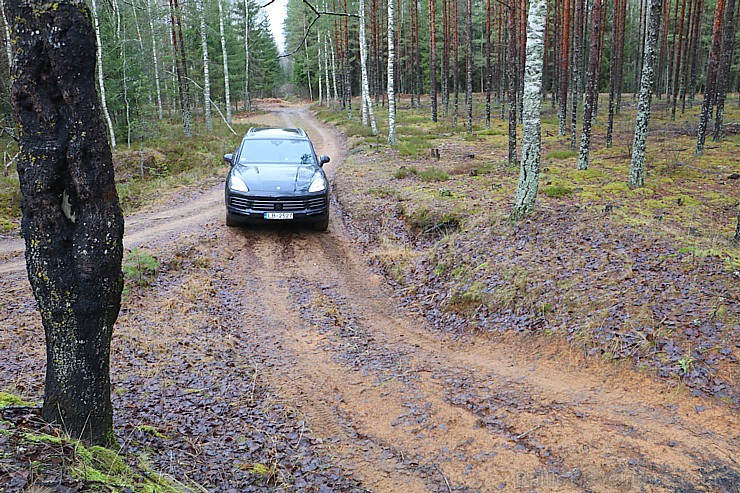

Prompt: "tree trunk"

[430,0,438,122]
[7,0,124,446]
[453,0,460,127]
[244,0,250,111]
[734,207,740,245]
[570,0,583,150]
[629,0,664,189]
[696,0,725,155]
[218,0,232,124]
[147,0,164,120]
[388,0,397,145]
[0,0,11,72]
[687,0,704,108]
[485,0,491,128]
[465,0,473,132]
[169,0,192,137]
[201,0,212,132]
[558,0,570,135]
[577,0,602,170]
[90,0,117,149]
[712,0,737,141]
[510,0,547,222]
[359,0,378,134]
[671,0,687,119]
[507,3,517,166]
[324,34,332,107]
[607,0,624,147]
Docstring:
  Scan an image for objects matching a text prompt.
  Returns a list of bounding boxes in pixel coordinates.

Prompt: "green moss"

[0,392,35,409]
[603,182,630,193]
[545,149,578,160]
[543,184,572,198]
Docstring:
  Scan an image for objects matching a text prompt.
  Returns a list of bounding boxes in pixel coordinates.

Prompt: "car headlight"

[229,175,249,193]
[308,175,326,193]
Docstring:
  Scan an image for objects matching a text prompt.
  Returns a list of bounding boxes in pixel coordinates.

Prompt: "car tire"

[314,216,329,232]
[225,213,239,227]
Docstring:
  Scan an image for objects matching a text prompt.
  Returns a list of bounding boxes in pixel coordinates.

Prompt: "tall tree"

[507,2,517,166]
[90,0,116,149]
[510,0,547,222]
[218,0,232,124]
[712,0,736,141]
[577,0,602,170]
[485,0,492,128]
[168,0,192,137]
[430,0,438,122]
[629,0,664,188]
[696,0,726,154]
[558,0,570,135]
[359,0,378,134]
[388,0,397,145]
[7,0,124,445]
[146,0,164,120]
[465,0,472,132]
[200,0,212,132]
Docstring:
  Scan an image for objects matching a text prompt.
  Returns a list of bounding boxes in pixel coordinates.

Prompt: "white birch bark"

[387,0,397,145]
[91,0,117,149]
[218,0,232,124]
[201,0,212,131]
[146,0,164,119]
[244,0,250,111]
[324,34,331,107]
[329,35,338,106]
[1,0,13,70]
[359,0,378,134]
[629,0,663,188]
[510,0,546,222]
[317,31,324,106]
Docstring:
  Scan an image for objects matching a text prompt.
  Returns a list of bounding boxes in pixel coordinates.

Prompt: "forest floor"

[0,100,738,492]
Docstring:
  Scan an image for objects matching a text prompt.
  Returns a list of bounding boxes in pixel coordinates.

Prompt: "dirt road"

[1,103,737,492]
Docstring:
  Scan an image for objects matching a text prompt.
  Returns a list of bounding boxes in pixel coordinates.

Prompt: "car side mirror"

[223,153,234,166]
[319,155,330,167]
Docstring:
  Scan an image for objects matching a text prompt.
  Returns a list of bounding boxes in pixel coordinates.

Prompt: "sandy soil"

[1,102,737,492]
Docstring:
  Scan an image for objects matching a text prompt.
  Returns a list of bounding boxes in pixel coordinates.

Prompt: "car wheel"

[225,213,239,227]
[314,216,329,232]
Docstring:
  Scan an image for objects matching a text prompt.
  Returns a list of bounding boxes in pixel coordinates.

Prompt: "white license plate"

[264,212,294,220]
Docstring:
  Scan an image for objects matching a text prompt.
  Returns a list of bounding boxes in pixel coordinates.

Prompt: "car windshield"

[238,139,315,165]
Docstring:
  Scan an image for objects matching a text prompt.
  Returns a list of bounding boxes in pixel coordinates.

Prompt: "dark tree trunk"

[485,0,492,128]
[570,0,584,150]
[430,0,438,121]
[465,0,472,132]
[607,0,625,147]
[507,3,517,166]
[734,207,740,245]
[678,0,695,112]
[671,0,688,119]
[453,0,460,127]
[442,0,450,116]
[615,0,626,113]
[696,0,726,155]
[687,0,705,108]
[712,0,737,141]
[6,0,124,446]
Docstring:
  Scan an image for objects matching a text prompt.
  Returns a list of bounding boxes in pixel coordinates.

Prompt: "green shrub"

[393,166,418,179]
[418,168,449,182]
[123,247,159,289]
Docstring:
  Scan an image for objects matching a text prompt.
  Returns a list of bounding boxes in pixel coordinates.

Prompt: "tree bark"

[201,0,212,132]
[696,0,725,155]
[90,0,117,149]
[510,0,546,222]
[629,0,664,189]
[147,0,164,120]
[430,0,438,122]
[712,0,737,141]
[244,0,250,111]
[558,0,570,135]
[7,0,124,445]
[507,2,517,166]
[485,0,491,128]
[359,0,378,134]
[388,0,397,145]
[465,0,472,132]
[218,0,232,124]
[577,0,602,170]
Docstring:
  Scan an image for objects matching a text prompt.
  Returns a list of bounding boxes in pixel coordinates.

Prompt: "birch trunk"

[577,0,602,170]
[387,0,397,145]
[244,0,250,111]
[318,32,324,106]
[201,0,212,132]
[629,0,663,189]
[324,34,332,108]
[218,0,232,124]
[147,0,164,120]
[329,35,339,105]
[510,0,547,222]
[0,0,11,71]
[359,0,378,134]
[91,0,117,149]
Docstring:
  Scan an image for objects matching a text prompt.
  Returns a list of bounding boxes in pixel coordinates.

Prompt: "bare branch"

[184,76,239,136]
[279,0,358,58]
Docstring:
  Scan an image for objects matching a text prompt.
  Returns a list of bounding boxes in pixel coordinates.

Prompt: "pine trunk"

[577,0,602,170]
[696,0,726,154]
[147,0,164,120]
[671,0,688,119]
[558,0,570,135]
[8,0,124,446]
[712,0,737,141]
[510,0,547,222]
[485,0,492,128]
[453,0,460,127]
[244,0,250,111]
[629,0,664,189]
[465,0,473,132]
[430,0,438,121]
[507,3,518,166]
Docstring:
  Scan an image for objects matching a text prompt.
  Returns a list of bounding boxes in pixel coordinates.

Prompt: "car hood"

[232,164,320,193]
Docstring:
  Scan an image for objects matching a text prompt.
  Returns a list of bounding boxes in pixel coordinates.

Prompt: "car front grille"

[230,195,327,213]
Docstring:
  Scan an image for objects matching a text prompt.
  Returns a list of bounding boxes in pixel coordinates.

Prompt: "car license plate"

[264,212,294,220]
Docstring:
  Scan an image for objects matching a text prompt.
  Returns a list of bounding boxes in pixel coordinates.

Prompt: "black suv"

[224,128,330,231]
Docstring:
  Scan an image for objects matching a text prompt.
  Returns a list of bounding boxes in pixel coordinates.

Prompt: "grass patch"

[546,149,578,160]
[393,166,418,179]
[418,168,450,182]
[543,184,573,198]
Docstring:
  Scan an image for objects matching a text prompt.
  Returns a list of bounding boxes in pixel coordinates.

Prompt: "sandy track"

[1,103,737,492]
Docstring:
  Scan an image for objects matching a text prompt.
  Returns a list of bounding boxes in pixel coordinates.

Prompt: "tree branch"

[183,76,239,136]
[279,0,358,58]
